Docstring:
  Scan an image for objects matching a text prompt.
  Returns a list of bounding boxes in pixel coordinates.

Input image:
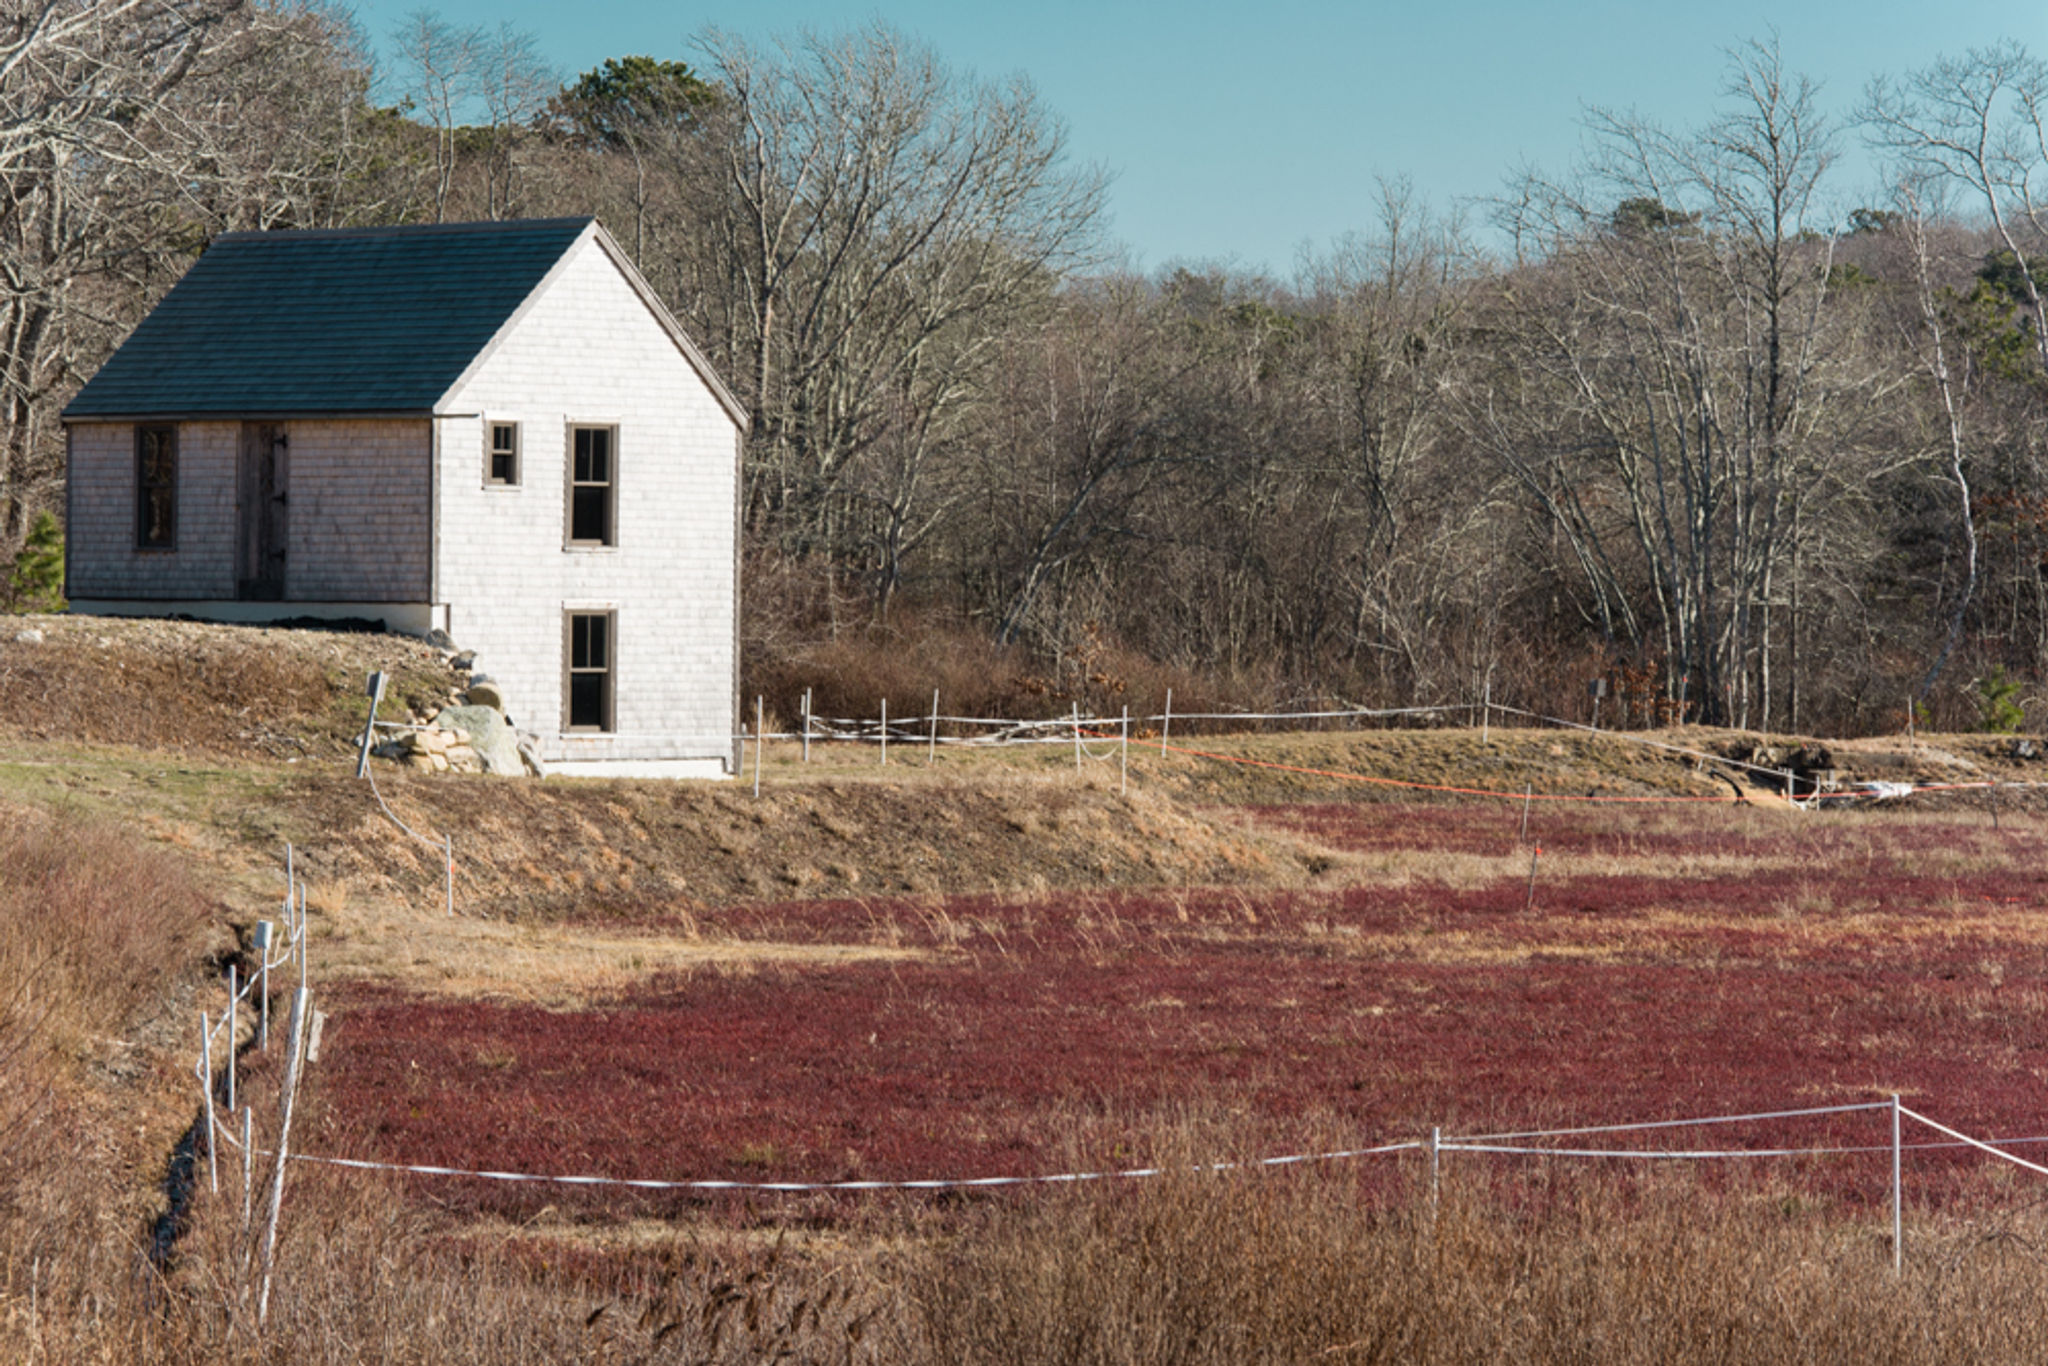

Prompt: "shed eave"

[60,408,439,424]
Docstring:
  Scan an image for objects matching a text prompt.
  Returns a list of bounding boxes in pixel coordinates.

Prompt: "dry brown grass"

[0,804,225,1364]
[0,614,451,759]
[279,770,1291,926]
[905,1163,2048,1365]
[317,906,932,1003]
[30,1135,2048,1365]
[0,802,217,1085]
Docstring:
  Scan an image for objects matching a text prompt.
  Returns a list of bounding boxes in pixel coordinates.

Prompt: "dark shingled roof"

[64,218,594,419]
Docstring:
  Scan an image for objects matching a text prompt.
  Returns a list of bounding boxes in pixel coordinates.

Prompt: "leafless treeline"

[5,6,2047,733]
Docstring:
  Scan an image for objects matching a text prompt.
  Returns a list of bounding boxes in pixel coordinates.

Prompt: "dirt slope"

[0,613,451,758]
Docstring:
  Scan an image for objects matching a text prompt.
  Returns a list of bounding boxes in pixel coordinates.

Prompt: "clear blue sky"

[341,0,2048,275]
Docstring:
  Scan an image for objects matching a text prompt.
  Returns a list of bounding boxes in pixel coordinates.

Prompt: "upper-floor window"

[135,424,176,549]
[567,425,616,546]
[487,421,520,486]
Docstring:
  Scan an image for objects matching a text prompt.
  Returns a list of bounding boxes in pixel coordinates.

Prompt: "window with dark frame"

[565,611,614,732]
[487,421,520,486]
[567,426,616,545]
[135,424,177,548]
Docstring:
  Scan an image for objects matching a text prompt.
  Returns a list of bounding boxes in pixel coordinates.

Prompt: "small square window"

[565,610,614,731]
[487,422,520,486]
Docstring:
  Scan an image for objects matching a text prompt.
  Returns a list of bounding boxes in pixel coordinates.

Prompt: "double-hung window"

[566,425,617,546]
[135,424,177,549]
[565,611,615,732]
[487,421,520,486]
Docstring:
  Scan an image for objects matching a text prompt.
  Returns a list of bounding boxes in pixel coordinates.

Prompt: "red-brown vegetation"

[320,803,2048,1220]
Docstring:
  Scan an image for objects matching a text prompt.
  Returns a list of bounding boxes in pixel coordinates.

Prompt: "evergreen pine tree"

[6,511,64,613]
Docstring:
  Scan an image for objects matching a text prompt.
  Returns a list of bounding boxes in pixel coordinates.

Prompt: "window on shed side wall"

[564,610,614,732]
[135,424,176,548]
[487,421,520,486]
[566,425,616,545]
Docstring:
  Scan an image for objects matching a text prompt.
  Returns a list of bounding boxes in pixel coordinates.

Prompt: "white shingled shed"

[61,217,745,777]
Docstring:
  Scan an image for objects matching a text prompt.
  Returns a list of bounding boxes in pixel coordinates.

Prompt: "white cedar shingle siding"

[439,234,737,764]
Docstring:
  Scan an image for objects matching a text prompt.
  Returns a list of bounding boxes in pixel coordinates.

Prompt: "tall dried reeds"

[905,1163,2048,1364]
[58,1150,2048,1365]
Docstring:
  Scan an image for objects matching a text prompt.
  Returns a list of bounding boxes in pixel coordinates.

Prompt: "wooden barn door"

[237,422,288,600]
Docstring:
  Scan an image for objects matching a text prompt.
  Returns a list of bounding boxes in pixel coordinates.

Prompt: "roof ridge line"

[210,217,595,245]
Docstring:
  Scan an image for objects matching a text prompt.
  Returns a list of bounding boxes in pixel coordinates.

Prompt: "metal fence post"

[258,987,311,1327]
[199,1012,218,1195]
[1428,1126,1441,1222]
[1892,1093,1903,1276]
[253,920,272,1049]
[225,964,237,1112]
[356,671,386,778]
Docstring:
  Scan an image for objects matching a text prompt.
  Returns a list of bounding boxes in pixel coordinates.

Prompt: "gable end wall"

[438,237,738,766]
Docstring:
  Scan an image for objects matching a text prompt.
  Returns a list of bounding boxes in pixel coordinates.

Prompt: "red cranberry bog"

[313,741,2048,1235]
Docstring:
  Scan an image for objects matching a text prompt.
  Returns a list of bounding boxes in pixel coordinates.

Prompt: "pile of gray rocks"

[372,650,544,776]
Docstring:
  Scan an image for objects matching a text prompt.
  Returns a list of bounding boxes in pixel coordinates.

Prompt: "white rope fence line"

[363,757,444,853]
[364,756,457,918]
[196,891,299,1039]
[194,933,295,1062]
[194,842,312,1095]
[1449,1137,2048,1159]
[1449,1100,1891,1142]
[237,1098,2037,1196]
[783,703,1465,746]
[354,671,457,914]
[353,673,2046,815]
[271,1141,1424,1193]
[1899,1107,2048,1178]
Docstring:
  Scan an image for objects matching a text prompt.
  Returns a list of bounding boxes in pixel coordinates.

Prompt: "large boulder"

[430,705,523,775]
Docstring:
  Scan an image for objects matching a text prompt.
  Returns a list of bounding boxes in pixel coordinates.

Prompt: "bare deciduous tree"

[1891,181,1982,698]
[0,0,248,547]
[1481,40,1860,727]
[390,9,477,222]
[692,22,1107,582]
[1864,41,2048,376]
